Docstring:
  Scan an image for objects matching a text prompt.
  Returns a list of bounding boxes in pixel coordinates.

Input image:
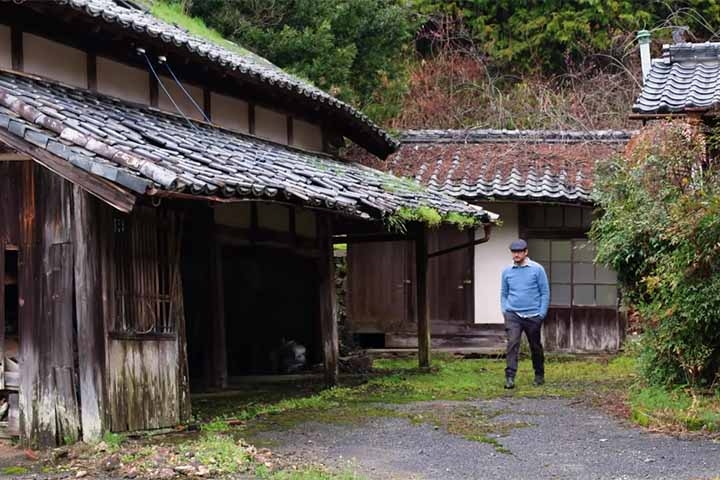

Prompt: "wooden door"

[347,241,412,333]
[427,227,474,325]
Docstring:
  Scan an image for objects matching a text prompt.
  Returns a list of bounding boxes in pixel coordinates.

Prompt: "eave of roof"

[1,0,400,158]
[348,129,632,204]
[0,71,495,226]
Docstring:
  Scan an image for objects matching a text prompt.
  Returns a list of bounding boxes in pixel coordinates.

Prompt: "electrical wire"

[162,60,212,123]
[141,51,197,131]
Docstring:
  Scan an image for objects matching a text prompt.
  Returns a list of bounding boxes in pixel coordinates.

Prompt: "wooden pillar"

[318,215,339,386]
[0,239,5,391]
[415,223,430,369]
[72,187,106,442]
[209,229,227,389]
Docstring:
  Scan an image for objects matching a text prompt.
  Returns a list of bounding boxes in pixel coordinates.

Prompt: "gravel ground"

[260,398,720,480]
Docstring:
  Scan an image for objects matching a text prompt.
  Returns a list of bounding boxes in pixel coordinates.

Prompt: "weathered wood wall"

[98,204,189,432]
[18,164,81,446]
[0,162,21,245]
[72,187,107,442]
[543,307,625,352]
[106,339,181,431]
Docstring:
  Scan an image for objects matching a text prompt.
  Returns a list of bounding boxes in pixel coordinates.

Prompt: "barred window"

[112,208,178,337]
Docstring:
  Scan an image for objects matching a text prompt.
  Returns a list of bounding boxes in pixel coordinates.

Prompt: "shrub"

[591,120,720,388]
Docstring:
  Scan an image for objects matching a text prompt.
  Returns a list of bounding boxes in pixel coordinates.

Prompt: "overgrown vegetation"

[591,120,720,391]
[168,1,720,128]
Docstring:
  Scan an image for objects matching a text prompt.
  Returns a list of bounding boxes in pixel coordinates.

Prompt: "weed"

[102,431,125,450]
[1,466,29,475]
[178,433,252,474]
[629,385,720,433]
[202,418,230,433]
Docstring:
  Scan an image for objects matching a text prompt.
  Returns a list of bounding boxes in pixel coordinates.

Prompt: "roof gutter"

[428,223,492,258]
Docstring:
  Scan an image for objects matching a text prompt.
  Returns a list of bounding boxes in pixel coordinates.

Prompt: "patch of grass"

[629,385,720,433]
[259,465,364,479]
[150,2,258,59]
[178,433,252,474]
[403,403,528,454]
[202,418,230,433]
[102,431,125,450]
[1,466,29,475]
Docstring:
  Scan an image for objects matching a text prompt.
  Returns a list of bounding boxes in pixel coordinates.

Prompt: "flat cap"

[509,239,528,251]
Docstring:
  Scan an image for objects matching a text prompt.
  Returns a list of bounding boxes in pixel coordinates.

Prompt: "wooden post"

[209,230,227,389]
[318,215,339,386]
[0,239,5,391]
[415,223,430,369]
[72,187,106,442]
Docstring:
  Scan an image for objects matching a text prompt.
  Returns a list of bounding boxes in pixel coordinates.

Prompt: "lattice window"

[112,208,178,336]
[528,239,618,307]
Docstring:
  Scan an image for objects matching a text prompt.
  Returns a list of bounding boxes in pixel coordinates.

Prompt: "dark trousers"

[504,311,544,379]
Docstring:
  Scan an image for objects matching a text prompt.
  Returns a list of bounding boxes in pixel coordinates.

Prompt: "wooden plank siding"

[99,204,189,432]
[72,187,107,442]
[542,307,623,352]
[0,162,21,246]
[347,226,475,348]
[19,164,81,446]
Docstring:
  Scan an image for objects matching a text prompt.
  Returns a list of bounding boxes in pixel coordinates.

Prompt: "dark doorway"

[223,246,321,376]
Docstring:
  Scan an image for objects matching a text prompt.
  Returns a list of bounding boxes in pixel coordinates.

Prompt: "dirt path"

[257,397,720,480]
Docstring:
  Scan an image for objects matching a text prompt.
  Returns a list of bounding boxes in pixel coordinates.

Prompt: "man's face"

[511,249,528,265]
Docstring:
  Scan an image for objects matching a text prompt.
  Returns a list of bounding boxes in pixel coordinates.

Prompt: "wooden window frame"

[109,208,178,340]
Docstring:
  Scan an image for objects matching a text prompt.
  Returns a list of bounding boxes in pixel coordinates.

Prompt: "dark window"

[112,208,176,337]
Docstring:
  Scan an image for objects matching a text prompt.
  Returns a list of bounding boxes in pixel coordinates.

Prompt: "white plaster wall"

[211,92,249,133]
[292,118,323,152]
[158,76,204,121]
[0,26,11,70]
[97,57,149,105]
[255,106,288,144]
[214,203,251,228]
[23,33,87,88]
[474,203,519,324]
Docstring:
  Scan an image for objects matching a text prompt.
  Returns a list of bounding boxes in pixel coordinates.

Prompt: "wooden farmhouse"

[347,129,632,353]
[0,0,497,446]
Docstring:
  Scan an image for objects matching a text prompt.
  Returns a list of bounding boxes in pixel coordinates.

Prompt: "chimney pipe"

[637,30,651,84]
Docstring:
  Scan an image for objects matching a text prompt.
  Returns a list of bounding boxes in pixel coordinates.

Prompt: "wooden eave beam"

[0,153,31,161]
[0,131,137,213]
[427,224,493,258]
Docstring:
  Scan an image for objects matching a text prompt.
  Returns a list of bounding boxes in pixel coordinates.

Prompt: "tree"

[183,0,415,122]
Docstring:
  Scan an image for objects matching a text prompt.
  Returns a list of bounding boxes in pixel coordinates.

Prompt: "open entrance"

[0,246,19,437]
[223,246,321,378]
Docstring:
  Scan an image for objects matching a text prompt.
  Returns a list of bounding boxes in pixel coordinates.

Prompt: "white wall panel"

[292,118,323,152]
[23,33,87,88]
[255,106,287,144]
[0,26,11,70]
[474,203,519,324]
[211,92,249,133]
[97,57,149,105]
[158,76,204,121]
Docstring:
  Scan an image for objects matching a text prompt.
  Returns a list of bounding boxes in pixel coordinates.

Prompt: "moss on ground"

[189,354,636,458]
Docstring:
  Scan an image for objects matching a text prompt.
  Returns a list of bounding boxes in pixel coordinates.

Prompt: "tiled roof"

[0,71,494,223]
[349,130,631,203]
[634,43,720,113]
[2,0,399,157]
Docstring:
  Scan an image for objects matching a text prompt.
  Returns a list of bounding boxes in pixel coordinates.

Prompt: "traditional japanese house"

[0,0,496,446]
[347,129,631,353]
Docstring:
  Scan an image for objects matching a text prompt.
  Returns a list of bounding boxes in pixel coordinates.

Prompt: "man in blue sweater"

[501,239,550,389]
